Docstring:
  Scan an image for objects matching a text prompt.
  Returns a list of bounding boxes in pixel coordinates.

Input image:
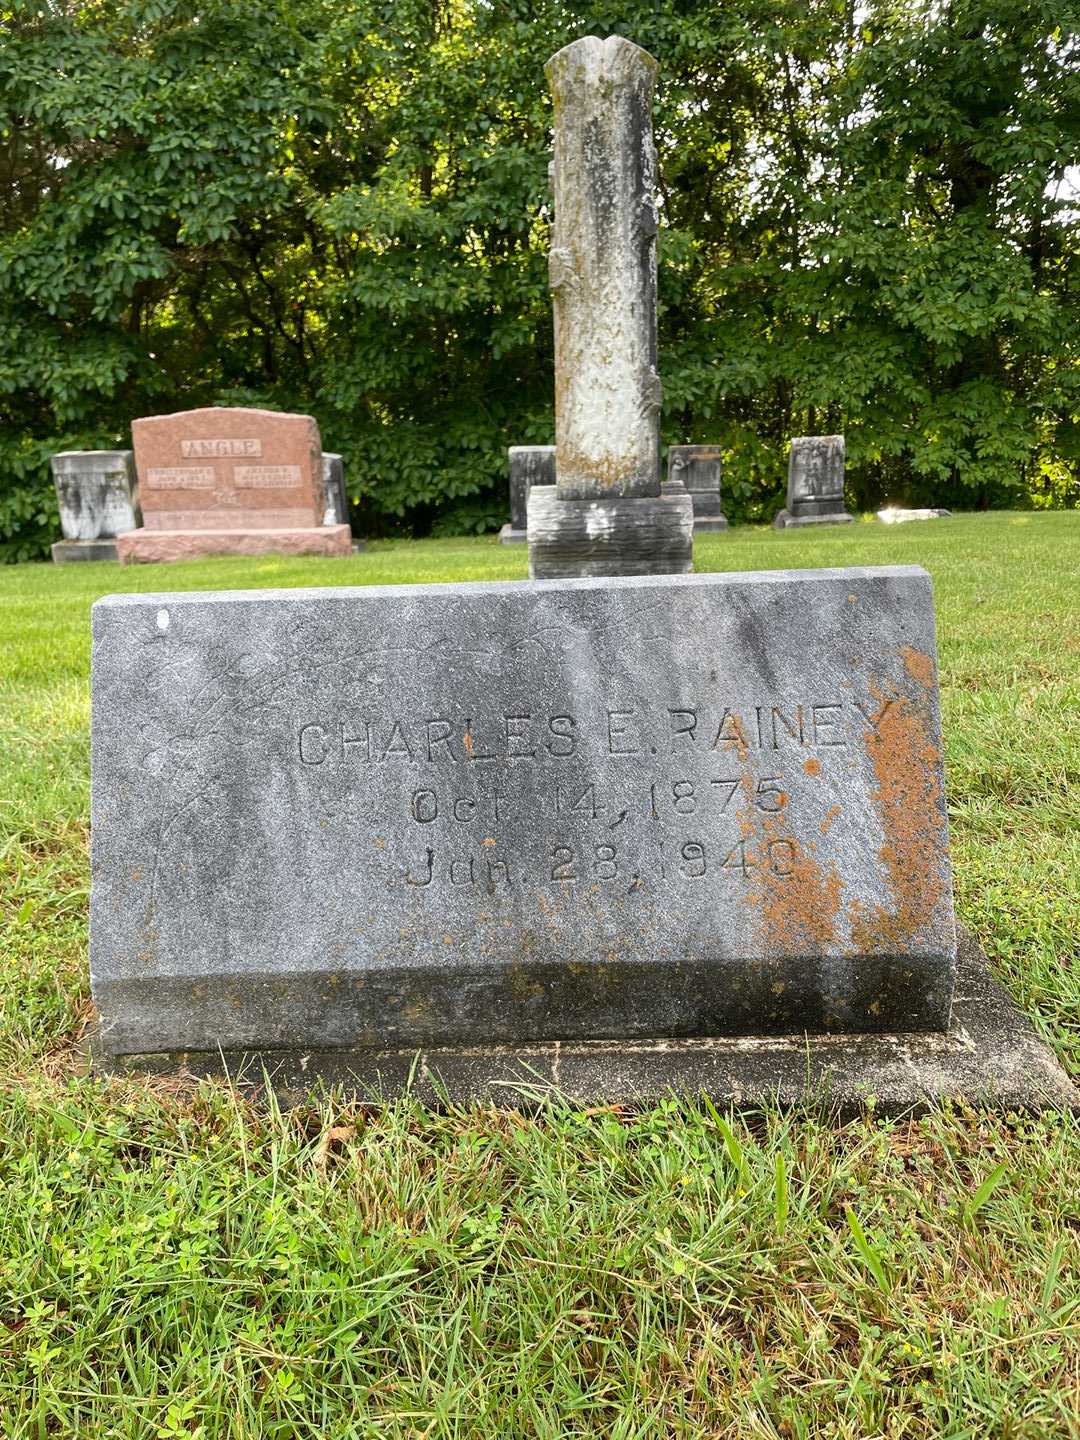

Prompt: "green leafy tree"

[0,0,1077,559]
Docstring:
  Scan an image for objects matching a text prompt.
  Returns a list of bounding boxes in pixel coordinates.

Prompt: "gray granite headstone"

[527,36,693,578]
[321,453,349,527]
[51,450,139,562]
[90,566,956,1059]
[500,446,555,543]
[667,445,727,530]
[774,435,853,529]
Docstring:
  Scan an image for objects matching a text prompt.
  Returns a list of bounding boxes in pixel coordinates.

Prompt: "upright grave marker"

[51,451,140,563]
[321,453,350,529]
[500,446,555,543]
[774,435,853,529]
[118,407,352,562]
[528,37,693,577]
[92,566,958,1057]
[667,445,728,531]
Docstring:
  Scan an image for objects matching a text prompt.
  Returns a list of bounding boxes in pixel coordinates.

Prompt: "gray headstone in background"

[528,36,693,577]
[51,450,139,562]
[500,446,555,543]
[667,445,728,530]
[321,453,349,527]
[774,435,853,529]
[91,566,956,1060]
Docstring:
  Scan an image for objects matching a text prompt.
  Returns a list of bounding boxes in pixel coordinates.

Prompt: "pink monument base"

[116,524,352,565]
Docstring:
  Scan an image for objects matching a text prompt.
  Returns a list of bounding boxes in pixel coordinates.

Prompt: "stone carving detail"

[639,368,663,418]
[547,247,578,294]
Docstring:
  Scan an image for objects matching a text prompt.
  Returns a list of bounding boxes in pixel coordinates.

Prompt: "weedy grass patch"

[1,512,1078,1438]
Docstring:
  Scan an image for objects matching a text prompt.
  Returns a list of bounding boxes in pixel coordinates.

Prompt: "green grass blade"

[963,1160,1010,1224]
[845,1204,892,1294]
[774,1151,789,1238]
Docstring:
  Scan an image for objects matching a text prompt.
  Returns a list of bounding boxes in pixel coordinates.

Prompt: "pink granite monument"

[117,407,352,563]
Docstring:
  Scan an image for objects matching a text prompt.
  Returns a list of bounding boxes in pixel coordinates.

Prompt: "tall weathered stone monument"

[528,37,693,578]
[668,445,728,531]
[774,435,853,529]
[51,451,140,563]
[118,407,352,563]
[500,446,555,543]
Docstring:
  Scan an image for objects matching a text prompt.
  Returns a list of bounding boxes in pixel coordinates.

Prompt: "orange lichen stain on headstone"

[900,645,936,689]
[849,680,944,950]
[739,777,843,953]
[803,757,822,777]
[820,804,841,836]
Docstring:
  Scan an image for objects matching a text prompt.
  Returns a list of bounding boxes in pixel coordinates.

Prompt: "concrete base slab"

[498,524,528,544]
[92,930,1076,1115]
[774,509,855,530]
[694,515,729,532]
[116,524,353,564]
[52,539,119,563]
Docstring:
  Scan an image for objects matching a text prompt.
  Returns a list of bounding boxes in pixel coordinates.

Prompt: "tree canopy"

[1,0,1077,557]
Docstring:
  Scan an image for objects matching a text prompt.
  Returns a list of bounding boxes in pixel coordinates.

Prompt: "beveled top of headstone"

[52,450,133,467]
[131,407,325,532]
[668,446,722,493]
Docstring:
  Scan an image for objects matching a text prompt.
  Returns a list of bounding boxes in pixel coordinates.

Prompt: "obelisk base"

[527,485,693,579]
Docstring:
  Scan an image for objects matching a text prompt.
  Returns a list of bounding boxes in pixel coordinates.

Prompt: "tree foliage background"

[0,0,1077,558]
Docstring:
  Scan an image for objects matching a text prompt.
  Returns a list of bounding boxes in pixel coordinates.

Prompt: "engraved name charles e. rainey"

[294,698,894,767]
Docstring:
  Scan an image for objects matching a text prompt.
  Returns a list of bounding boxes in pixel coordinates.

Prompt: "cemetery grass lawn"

[1,510,1078,1437]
